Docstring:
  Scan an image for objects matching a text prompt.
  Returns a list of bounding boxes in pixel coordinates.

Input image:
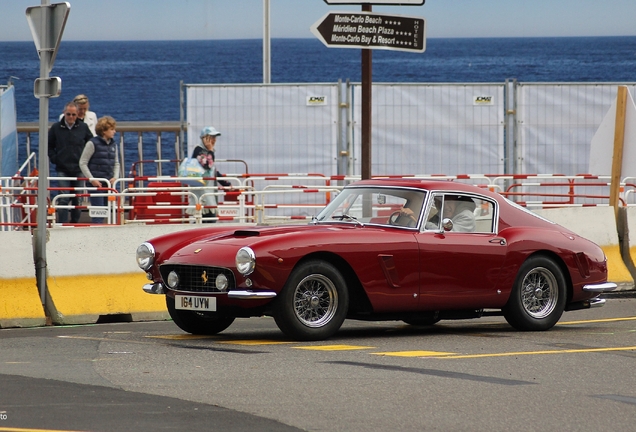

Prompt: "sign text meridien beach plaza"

[311,12,426,53]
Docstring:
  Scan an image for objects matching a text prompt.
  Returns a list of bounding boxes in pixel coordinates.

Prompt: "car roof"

[349,178,493,196]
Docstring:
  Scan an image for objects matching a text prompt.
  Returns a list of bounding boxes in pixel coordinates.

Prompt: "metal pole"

[361,4,372,180]
[263,0,271,84]
[35,0,51,307]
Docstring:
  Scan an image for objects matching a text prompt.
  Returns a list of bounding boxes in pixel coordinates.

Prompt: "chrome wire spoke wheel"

[293,274,338,328]
[520,267,558,319]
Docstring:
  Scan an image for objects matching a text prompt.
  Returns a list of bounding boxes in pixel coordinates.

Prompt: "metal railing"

[17,121,183,178]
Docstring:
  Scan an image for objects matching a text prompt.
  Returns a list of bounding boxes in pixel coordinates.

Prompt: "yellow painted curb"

[0,278,47,328]
[603,246,633,286]
[46,272,169,324]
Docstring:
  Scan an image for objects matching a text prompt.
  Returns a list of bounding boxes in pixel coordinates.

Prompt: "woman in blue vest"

[79,116,120,223]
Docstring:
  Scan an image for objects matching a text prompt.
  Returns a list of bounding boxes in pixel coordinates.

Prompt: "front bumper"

[142,282,276,299]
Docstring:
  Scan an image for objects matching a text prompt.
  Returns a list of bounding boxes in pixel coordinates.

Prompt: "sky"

[3,0,636,42]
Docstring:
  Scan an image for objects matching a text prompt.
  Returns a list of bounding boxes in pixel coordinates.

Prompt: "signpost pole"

[35,0,51,308]
[361,4,372,180]
[27,1,70,313]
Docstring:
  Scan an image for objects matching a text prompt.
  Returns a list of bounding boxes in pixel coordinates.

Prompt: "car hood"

[164,223,361,263]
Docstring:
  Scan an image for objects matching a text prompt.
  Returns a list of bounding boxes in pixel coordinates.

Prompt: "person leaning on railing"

[79,116,120,224]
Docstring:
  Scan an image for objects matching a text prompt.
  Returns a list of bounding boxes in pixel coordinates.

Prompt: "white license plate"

[175,295,216,311]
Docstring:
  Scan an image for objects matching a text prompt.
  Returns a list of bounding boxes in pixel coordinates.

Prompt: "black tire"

[166,296,235,335]
[273,260,349,341]
[503,256,567,331]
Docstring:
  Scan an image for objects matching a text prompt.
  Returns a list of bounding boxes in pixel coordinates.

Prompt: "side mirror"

[442,217,453,232]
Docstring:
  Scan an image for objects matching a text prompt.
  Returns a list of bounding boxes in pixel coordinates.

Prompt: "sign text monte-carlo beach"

[311,12,425,53]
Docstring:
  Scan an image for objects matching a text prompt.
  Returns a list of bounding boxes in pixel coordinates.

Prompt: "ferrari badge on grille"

[201,270,208,284]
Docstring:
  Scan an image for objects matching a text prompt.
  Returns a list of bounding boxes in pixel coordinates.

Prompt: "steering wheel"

[388,211,403,225]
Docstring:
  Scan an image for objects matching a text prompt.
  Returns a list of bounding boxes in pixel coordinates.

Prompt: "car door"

[416,193,508,310]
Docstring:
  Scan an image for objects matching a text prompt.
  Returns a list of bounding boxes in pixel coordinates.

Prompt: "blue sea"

[2,37,636,123]
[2,37,636,174]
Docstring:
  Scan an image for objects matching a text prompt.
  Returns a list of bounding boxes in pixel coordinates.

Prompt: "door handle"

[489,238,506,246]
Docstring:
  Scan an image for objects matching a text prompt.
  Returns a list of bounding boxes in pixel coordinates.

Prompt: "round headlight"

[235,247,255,275]
[215,273,228,291]
[167,271,179,288]
[136,242,155,271]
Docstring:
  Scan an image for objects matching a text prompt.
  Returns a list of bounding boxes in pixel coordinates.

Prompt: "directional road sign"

[26,2,70,73]
[324,1,424,4]
[311,12,425,53]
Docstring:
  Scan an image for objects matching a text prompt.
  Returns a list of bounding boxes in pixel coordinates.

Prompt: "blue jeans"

[55,171,84,223]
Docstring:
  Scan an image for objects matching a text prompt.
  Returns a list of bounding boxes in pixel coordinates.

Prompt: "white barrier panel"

[0,231,46,328]
[533,207,633,290]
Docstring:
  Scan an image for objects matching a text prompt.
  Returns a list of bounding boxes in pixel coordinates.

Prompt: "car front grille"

[159,264,236,293]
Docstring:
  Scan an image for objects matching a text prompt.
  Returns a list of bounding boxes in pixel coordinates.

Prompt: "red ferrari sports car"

[136,179,616,341]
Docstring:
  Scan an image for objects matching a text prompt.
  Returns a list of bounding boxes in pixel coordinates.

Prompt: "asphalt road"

[1,294,635,432]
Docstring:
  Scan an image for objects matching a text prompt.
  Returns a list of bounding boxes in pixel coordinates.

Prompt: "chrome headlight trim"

[235,246,256,276]
[136,242,155,271]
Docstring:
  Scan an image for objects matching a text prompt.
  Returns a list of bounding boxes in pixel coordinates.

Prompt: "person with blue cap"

[185,126,230,222]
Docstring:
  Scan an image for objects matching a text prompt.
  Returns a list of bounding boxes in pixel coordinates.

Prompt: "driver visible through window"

[315,187,426,228]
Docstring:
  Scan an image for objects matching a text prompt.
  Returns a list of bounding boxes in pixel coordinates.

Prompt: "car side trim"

[582,282,618,292]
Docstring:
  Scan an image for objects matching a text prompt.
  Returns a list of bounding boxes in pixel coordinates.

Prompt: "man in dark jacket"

[48,101,93,223]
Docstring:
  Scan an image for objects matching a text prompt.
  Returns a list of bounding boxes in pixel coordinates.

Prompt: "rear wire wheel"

[166,296,235,335]
[274,260,349,341]
[503,256,567,331]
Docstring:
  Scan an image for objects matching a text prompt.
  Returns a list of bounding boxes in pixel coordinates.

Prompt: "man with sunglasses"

[48,101,94,223]
[58,94,97,135]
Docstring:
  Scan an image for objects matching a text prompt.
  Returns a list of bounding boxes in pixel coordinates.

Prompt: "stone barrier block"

[0,231,46,328]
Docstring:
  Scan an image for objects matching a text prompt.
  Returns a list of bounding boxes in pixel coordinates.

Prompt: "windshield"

[315,187,427,227]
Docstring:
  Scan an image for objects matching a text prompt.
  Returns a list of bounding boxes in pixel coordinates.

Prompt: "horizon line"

[2,34,636,43]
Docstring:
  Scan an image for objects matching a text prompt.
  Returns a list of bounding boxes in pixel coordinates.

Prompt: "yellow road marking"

[558,316,636,325]
[431,346,636,359]
[372,350,456,357]
[294,344,375,351]
[0,428,85,432]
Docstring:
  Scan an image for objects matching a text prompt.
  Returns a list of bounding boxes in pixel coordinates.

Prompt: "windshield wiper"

[331,214,364,226]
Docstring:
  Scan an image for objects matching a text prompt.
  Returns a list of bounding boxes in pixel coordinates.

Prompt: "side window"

[472,198,495,233]
[424,194,496,234]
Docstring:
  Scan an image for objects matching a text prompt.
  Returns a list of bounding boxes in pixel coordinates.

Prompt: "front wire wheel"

[274,261,349,341]
[503,256,567,331]
[293,274,339,328]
